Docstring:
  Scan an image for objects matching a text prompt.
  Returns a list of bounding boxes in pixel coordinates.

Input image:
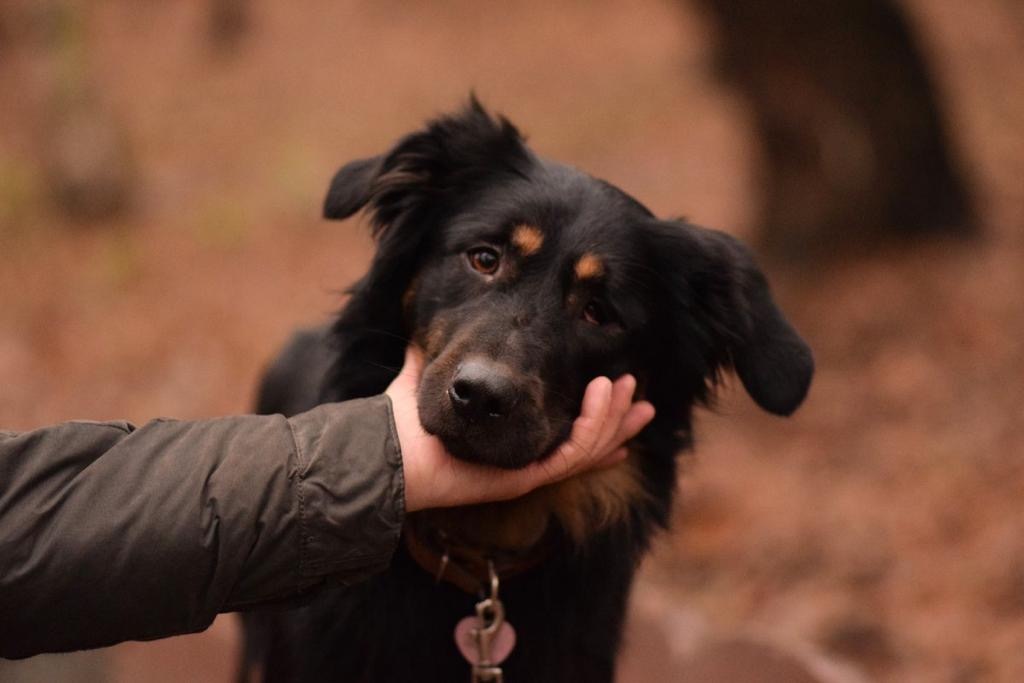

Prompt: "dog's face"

[408,167,656,467]
[325,100,813,469]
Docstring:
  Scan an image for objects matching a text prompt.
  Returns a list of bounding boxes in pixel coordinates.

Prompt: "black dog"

[243,99,813,682]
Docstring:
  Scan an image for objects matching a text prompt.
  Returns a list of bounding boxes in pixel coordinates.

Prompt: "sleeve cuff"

[286,394,406,587]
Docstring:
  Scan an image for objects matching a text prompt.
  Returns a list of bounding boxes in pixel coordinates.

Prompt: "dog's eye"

[582,301,606,326]
[467,247,500,275]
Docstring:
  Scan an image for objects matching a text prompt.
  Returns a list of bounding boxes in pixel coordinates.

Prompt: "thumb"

[399,345,425,383]
[386,344,425,399]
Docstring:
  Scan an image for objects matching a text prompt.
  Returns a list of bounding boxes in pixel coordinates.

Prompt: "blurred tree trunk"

[38,1,137,223]
[692,0,976,257]
[208,0,249,55]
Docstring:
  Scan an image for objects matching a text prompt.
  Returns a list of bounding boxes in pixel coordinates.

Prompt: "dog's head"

[325,99,813,469]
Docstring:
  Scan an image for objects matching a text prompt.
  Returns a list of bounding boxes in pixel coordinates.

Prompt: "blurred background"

[1,1,1022,681]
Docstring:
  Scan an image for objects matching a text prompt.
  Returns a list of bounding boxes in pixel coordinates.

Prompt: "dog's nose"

[448,360,519,420]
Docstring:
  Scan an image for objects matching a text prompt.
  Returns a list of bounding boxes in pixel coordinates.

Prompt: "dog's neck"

[403,513,554,595]
[405,456,649,592]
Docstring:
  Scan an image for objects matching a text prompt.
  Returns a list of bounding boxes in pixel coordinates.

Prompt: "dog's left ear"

[646,220,814,416]
[321,97,531,235]
[323,156,383,220]
[320,99,534,400]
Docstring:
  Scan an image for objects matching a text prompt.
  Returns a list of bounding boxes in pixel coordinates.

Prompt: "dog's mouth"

[416,354,568,469]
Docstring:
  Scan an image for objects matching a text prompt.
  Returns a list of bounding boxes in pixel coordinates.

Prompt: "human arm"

[0,397,403,659]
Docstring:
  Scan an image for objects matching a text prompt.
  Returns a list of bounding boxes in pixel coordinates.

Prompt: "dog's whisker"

[358,359,402,374]
[352,327,414,345]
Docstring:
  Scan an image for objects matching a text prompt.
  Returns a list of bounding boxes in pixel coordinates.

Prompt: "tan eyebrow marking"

[511,224,544,256]
[574,252,605,280]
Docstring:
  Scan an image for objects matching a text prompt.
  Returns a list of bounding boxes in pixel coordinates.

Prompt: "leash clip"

[455,561,515,683]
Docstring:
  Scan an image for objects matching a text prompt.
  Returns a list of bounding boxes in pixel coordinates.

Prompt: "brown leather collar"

[403,522,552,596]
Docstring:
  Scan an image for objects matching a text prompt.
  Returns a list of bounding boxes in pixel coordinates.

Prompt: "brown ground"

[1,1,1022,681]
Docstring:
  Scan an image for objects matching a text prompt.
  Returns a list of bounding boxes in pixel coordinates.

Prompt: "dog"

[242,99,813,682]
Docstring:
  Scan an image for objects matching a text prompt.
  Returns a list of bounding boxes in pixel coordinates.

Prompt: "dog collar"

[402,521,552,596]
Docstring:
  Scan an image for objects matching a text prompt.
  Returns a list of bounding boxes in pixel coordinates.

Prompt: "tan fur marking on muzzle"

[511,224,544,256]
[574,253,605,280]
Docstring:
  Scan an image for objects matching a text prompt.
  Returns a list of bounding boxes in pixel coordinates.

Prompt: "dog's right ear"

[323,156,383,220]
[644,220,814,417]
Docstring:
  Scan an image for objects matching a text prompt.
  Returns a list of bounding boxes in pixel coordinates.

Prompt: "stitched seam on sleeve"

[383,396,406,528]
[285,417,309,588]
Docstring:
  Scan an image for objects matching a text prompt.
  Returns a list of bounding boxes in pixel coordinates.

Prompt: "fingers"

[578,376,613,425]
[612,399,656,452]
[545,373,652,480]
[584,374,650,462]
[597,374,637,448]
[558,376,614,464]
[593,400,655,468]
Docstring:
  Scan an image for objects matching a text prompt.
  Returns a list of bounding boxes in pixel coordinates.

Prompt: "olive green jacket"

[0,395,405,659]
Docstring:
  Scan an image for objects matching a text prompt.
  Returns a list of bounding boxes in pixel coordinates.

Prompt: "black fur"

[244,99,813,682]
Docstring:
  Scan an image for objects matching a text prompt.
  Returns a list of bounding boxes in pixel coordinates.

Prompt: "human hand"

[385,345,656,512]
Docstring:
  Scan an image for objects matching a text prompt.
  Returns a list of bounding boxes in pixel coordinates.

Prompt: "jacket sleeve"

[0,395,405,659]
